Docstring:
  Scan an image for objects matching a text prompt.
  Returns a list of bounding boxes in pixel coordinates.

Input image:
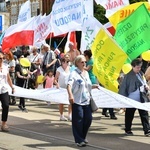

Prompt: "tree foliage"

[94,0,148,24]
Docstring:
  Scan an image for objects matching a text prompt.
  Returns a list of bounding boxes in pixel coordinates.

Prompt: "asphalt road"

[0,100,150,150]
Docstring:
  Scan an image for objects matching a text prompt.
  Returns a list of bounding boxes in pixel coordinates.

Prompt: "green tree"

[94,0,148,24]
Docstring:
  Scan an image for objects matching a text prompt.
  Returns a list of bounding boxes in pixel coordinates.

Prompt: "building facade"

[0,0,55,32]
[0,1,10,33]
[41,0,54,15]
[9,0,42,25]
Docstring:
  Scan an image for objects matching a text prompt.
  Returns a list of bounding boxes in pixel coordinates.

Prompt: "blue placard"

[0,15,2,32]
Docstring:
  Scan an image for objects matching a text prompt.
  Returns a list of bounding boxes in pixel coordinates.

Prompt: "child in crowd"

[44,70,54,88]
[43,70,55,105]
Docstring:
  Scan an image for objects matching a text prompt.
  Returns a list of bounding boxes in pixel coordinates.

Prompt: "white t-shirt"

[57,66,70,88]
[28,53,41,63]
[0,65,9,94]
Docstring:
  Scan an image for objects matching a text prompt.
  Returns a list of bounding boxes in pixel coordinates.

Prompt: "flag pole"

[55,35,67,49]
[49,33,52,47]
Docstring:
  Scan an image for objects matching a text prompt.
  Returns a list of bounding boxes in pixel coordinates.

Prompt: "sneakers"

[145,130,150,136]
[84,139,88,144]
[47,101,51,106]
[68,115,72,121]
[22,107,28,113]
[76,142,86,147]
[18,105,23,110]
[60,116,68,121]
[102,112,109,117]
[110,115,117,120]
[125,131,133,135]
[1,125,9,132]
[18,105,28,112]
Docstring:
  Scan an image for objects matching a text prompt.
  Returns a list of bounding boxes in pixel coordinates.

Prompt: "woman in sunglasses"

[55,57,71,121]
[0,52,15,132]
[67,55,98,147]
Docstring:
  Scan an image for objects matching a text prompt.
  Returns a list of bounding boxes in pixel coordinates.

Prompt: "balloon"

[37,75,44,84]
[20,58,31,67]
[141,50,150,61]
[122,63,132,74]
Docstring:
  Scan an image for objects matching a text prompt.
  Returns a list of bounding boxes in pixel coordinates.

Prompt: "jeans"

[0,92,9,121]
[72,103,92,143]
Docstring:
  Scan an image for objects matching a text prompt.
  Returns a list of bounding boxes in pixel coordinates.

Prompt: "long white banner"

[8,85,150,111]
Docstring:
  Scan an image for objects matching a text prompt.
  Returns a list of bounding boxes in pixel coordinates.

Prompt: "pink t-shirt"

[45,76,54,88]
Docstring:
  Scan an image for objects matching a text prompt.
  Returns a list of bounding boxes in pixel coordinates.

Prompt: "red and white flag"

[104,22,116,36]
[2,17,35,51]
[2,13,52,52]
[64,31,77,53]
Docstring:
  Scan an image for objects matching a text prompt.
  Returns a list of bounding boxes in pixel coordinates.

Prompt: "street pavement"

[0,99,150,150]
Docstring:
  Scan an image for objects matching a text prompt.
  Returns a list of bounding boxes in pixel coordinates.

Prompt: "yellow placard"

[91,28,128,92]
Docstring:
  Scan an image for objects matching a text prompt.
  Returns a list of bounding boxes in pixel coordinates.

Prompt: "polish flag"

[2,17,35,52]
[64,31,77,53]
[104,22,116,36]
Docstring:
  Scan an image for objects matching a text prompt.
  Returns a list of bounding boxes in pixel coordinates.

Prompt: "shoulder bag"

[76,69,98,112]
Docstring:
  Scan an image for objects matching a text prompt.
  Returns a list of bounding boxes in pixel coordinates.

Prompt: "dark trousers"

[0,92,9,121]
[17,81,26,108]
[72,103,92,143]
[125,108,150,133]
[19,97,25,108]
[102,108,115,116]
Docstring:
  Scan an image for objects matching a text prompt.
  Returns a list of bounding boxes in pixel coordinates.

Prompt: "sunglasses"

[81,61,86,63]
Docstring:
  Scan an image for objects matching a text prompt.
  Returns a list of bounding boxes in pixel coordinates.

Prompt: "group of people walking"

[0,42,150,147]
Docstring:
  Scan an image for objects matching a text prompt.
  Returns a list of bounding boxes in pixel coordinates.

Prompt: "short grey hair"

[74,55,85,67]
[42,43,50,50]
